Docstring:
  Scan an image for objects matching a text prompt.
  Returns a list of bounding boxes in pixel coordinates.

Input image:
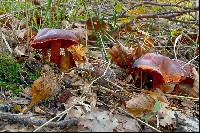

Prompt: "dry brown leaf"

[177,67,199,97]
[68,44,87,64]
[143,37,154,50]
[108,38,153,70]
[114,114,141,132]
[149,89,169,104]
[190,67,199,98]
[86,17,107,33]
[28,65,60,109]
[125,93,155,117]
[108,43,136,69]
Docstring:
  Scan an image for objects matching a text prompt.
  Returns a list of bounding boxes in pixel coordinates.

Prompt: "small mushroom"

[30,28,79,66]
[132,53,192,89]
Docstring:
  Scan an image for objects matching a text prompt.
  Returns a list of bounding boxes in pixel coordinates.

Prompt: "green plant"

[0,54,41,94]
[0,53,21,93]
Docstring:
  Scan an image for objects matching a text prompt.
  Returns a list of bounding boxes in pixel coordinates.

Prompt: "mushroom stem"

[50,40,61,66]
[42,47,49,62]
[152,75,160,89]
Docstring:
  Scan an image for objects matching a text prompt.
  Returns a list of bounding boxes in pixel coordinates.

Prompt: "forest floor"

[0,0,199,132]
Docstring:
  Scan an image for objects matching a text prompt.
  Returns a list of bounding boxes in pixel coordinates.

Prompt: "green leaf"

[114,2,123,12]
[142,112,155,123]
[153,98,160,113]
[47,0,53,8]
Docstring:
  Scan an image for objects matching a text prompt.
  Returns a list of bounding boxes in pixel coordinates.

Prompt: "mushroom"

[30,28,79,66]
[132,53,192,89]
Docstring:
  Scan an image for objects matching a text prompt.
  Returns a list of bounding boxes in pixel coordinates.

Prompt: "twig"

[131,1,198,10]
[33,96,85,132]
[0,112,78,129]
[87,61,111,88]
[165,94,199,101]
[121,9,198,20]
[168,19,198,24]
[182,55,199,68]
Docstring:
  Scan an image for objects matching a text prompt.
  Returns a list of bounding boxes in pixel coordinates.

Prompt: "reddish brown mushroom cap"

[31,28,79,49]
[132,53,188,87]
[30,28,79,66]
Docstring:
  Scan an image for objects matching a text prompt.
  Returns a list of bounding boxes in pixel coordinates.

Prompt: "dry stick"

[165,94,199,101]
[33,96,85,132]
[34,60,111,132]
[118,107,161,132]
[0,112,78,129]
[168,18,198,24]
[87,61,111,89]
[182,55,199,68]
[122,9,198,19]
[130,1,198,10]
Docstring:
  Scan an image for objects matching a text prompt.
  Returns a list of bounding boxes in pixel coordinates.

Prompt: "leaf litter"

[0,0,199,132]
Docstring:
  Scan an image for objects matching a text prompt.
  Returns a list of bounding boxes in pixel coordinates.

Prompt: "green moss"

[0,54,20,82]
[0,54,42,94]
[0,54,21,93]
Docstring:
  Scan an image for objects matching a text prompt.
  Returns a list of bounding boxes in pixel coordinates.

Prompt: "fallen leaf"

[13,104,22,113]
[190,67,199,97]
[58,89,73,103]
[28,65,61,109]
[177,67,199,97]
[125,93,155,117]
[175,111,199,132]
[108,43,136,69]
[117,18,130,23]
[114,114,141,132]
[68,44,87,64]
[157,103,176,127]
[79,109,118,132]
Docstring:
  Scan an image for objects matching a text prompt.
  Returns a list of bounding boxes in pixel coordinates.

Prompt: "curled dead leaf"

[176,67,199,98]
[68,44,87,64]
[28,65,61,109]
[108,38,153,70]
[108,43,136,69]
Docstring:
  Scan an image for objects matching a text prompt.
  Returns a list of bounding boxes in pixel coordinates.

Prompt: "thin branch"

[33,96,85,132]
[165,94,199,101]
[123,9,198,19]
[131,1,199,10]
[168,19,198,24]
[0,112,78,129]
